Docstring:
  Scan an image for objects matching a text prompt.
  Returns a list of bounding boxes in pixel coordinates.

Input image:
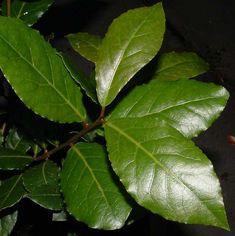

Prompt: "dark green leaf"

[0,148,32,170]
[0,17,86,123]
[0,210,18,236]
[95,3,165,106]
[105,117,229,230]
[0,174,25,211]
[67,32,102,63]
[110,79,229,138]
[2,0,54,26]
[23,160,62,210]
[5,128,31,153]
[61,143,132,230]
[153,52,209,81]
[61,53,97,102]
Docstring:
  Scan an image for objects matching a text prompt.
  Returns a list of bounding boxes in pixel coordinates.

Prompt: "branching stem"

[34,115,105,161]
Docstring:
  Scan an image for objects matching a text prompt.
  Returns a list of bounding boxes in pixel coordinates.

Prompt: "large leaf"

[5,128,31,153]
[23,160,62,210]
[95,3,165,106]
[0,148,32,170]
[2,0,54,26]
[0,210,18,236]
[61,143,132,230]
[0,174,25,211]
[104,117,229,230]
[67,32,102,63]
[61,53,97,102]
[110,79,229,138]
[153,52,209,81]
[0,16,86,123]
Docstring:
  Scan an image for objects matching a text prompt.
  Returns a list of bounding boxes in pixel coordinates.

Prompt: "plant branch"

[33,116,105,161]
[6,0,11,17]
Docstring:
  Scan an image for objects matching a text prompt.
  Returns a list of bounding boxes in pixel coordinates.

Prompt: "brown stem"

[33,116,105,161]
[6,0,11,17]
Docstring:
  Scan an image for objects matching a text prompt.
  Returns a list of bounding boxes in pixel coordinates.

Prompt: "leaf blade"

[153,52,209,81]
[0,16,86,123]
[110,79,229,138]
[61,143,132,230]
[105,117,229,230]
[96,3,165,106]
[0,210,18,236]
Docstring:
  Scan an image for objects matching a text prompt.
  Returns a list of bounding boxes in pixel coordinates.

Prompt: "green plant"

[0,0,230,234]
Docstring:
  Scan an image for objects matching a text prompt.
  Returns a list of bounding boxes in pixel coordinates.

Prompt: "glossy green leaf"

[153,52,209,81]
[96,3,165,106]
[2,0,54,26]
[5,128,31,153]
[0,148,32,170]
[0,16,86,123]
[0,174,25,211]
[61,143,132,230]
[0,210,18,236]
[110,79,229,138]
[61,53,97,102]
[23,160,62,210]
[104,117,229,230]
[67,32,102,63]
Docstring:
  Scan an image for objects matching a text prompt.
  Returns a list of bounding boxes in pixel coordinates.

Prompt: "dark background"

[6,0,235,235]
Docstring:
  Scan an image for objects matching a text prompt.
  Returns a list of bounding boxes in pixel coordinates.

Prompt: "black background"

[7,0,235,235]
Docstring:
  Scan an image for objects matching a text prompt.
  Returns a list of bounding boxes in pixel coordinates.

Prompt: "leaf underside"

[61,143,132,230]
[104,117,229,230]
[0,16,86,123]
[0,210,18,236]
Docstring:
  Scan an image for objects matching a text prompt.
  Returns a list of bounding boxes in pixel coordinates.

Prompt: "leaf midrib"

[0,33,84,120]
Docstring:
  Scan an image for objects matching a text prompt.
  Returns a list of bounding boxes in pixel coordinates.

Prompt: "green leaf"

[61,143,132,230]
[153,52,209,81]
[95,3,165,106]
[2,0,54,26]
[0,148,32,170]
[0,16,86,123]
[23,160,62,210]
[0,210,18,236]
[5,128,31,153]
[104,117,229,230]
[110,79,229,138]
[0,174,25,211]
[61,53,97,102]
[67,32,102,63]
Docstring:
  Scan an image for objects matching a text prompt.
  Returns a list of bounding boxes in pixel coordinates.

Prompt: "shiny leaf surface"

[61,143,132,230]
[0,210,18,236]
[105,117,229,230]
[2,0,54,26]
[110,79,229,138]
[67,32,102,63]
[23,160,62,210]
[153,52,209,81]
[0,148,32,170]
[96,3,165,106]
[0,174,25,211]
[0,17,86,123]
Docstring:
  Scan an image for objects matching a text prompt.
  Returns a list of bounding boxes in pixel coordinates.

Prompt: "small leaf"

[61,143,132,230]
[23,160,62,210]
[61,53,97,102]
[0,148,32,170]
[153,52,209,81]
[0,174,25,211]
[0,16,86,123]
[96,3,165,106]
[67,32,102,63]
[105,117,229,230]
[5,128,31,153]
[0,210,18,236]
[2,0,54,26]
[110,79,229,138]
